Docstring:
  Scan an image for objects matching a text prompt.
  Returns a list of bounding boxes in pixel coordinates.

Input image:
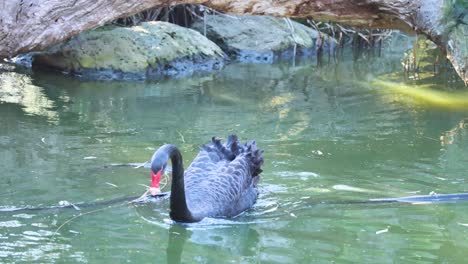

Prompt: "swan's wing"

[184,154,256,217]
[185,144,227,176]
[183,136,264,218]
[184,135,241,181]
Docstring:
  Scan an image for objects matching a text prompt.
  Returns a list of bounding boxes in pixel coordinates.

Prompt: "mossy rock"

[33,22,226,80]
[191,15,328,63]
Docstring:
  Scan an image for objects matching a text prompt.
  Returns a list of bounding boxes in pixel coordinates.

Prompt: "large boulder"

[32,22,226,80]
[191,15,327,63]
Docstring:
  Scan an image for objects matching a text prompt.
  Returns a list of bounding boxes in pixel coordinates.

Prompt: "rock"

[32,22,226,80]
[9,53,35,68]
[191,15,329,63]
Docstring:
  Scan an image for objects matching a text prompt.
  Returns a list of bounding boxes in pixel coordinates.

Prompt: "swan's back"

[184,135,263,219]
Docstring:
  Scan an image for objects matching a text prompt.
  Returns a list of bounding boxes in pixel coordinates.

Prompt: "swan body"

[150,135,263,222]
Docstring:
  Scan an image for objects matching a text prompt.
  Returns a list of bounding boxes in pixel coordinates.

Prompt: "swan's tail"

[211,135,263,177]
[204,135,264,176]
[244,139,264,177]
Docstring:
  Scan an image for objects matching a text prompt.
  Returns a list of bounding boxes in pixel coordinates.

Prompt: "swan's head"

[149,145,172,195]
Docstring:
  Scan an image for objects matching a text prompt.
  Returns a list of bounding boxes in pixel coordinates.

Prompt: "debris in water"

[333,184,375,193]
[58,201,81,210]
[133,162,149,169]
[311,150,323,156]
[58,201,70,206]
[105,182,118,188]
[83,156,97,160]
[290,212,297,218]
[129,190,151,204]
[41,137,46,144]
[53,205,115,237]
[176,130,185,143]
[457,223,468,227]
[375,228,389,235]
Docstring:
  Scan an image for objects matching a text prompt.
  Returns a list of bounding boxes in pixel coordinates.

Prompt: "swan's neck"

[164,145,193,222]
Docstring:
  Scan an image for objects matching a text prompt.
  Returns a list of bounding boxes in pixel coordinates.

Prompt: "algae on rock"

[33,22,226,80]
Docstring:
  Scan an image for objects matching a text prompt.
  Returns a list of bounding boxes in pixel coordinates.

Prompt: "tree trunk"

[0,0,466,84]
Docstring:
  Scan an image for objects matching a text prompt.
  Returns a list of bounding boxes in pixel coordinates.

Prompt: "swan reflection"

[166,222,259,264]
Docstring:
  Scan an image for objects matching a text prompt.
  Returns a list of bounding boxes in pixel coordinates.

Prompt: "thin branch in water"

[134,161,149,169]
[53,205,117,237]
[105,182,118,188]
[176,130,186,143]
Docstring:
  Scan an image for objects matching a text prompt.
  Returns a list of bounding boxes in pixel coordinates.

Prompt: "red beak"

[150,170,162,195]
[151,170,162,188]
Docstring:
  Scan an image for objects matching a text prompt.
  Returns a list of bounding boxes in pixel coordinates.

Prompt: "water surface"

[1,46,468,263]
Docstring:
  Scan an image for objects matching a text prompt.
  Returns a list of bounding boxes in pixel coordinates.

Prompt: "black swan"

[149,135,264,222]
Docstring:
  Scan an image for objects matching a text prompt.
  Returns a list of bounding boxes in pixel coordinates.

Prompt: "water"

[1,46,468,263]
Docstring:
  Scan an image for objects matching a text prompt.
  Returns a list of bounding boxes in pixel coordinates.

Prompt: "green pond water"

[1,45,468,263]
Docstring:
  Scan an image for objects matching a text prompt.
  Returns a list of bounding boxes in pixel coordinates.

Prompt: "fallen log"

[0,0,466,84]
